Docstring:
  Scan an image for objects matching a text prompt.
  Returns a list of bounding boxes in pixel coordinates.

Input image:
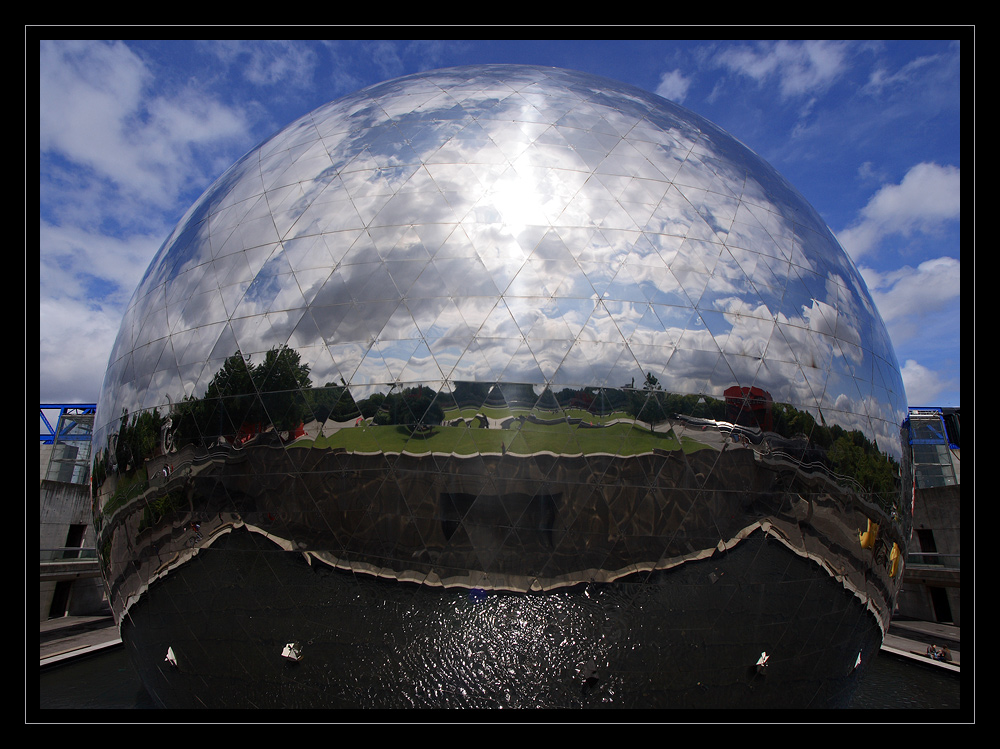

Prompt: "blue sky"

[37,38,963,409]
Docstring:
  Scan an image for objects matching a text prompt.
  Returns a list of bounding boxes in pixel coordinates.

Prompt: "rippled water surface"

[848,652,961,709]
[39,643,960,712]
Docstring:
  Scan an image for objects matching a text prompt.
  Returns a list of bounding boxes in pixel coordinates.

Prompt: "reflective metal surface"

[92,65,911,708]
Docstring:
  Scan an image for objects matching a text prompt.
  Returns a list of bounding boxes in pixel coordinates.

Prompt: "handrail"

[40,547,98,562]
[906,551,960,567]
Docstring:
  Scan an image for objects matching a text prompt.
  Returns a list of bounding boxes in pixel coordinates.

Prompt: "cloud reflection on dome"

[92,65,910,709]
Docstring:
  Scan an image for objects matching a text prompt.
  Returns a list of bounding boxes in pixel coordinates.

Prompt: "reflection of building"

[39,404,107,620]
[724,385,773,432]
[896,407,960,625]
[92,66,911,709]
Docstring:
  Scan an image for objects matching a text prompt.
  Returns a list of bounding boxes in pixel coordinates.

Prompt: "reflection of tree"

[770,403,821,443]
[372,385,444,432]
[356,391,385,419]
[303,379,361,423]
[152,346,900,511]
[452,381,493,409]
[172,345,311,446]
[827,431,899,507]
[137,489,187,533]
[611,378,900,509]
[112,408,164,474]
[763,402,900,511]
[255,345,312,429]
[91,408,165,527]
[545,382,721,424]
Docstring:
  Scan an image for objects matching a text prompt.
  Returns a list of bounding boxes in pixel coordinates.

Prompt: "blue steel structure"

[40,404,97,444]
[905,407,961,489]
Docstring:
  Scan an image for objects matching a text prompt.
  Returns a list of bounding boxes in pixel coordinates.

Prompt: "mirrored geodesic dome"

[91,65,910,709]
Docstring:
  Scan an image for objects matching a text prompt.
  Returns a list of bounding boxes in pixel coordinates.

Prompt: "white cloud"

[40,220,159,306]
[208,40,320,89]
[863,50,949,96]
[38,220,164,401]
[40,40,251,213]
[714,40,848,98]
[655,69,691,103]
[860,256,960,343]
[39,40,150,172]
[900,359,957,407]
[838,162,960,259]
[861,258,960,408]
[39,296,122,404]
[38,41,256,402]
[856,161,887,184]
[246,43,319,87]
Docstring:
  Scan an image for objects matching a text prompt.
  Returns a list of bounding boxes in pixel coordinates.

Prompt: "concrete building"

[897,407,961,626]
[39,404,108,621]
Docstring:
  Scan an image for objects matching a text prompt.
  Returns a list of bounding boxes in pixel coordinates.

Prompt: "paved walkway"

[39,614,121,667]
[882,619,960,672]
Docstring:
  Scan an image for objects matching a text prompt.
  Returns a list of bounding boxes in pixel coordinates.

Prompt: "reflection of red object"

[724,386,773,431]
[234,422,263,445]
[233,422,306,445]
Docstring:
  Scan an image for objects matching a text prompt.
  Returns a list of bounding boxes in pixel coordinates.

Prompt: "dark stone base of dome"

[120,526,884,709]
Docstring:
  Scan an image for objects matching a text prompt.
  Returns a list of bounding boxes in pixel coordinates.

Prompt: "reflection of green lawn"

[99,470,148,517]
[441,405,631,424]
[302,421,707,456]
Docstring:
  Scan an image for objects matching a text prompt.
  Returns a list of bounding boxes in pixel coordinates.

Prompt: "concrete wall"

[39,442,53,482]
[897,484,961,626]
[39,479,108,620]
[912,484,961,557]
[39,480,93,547]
